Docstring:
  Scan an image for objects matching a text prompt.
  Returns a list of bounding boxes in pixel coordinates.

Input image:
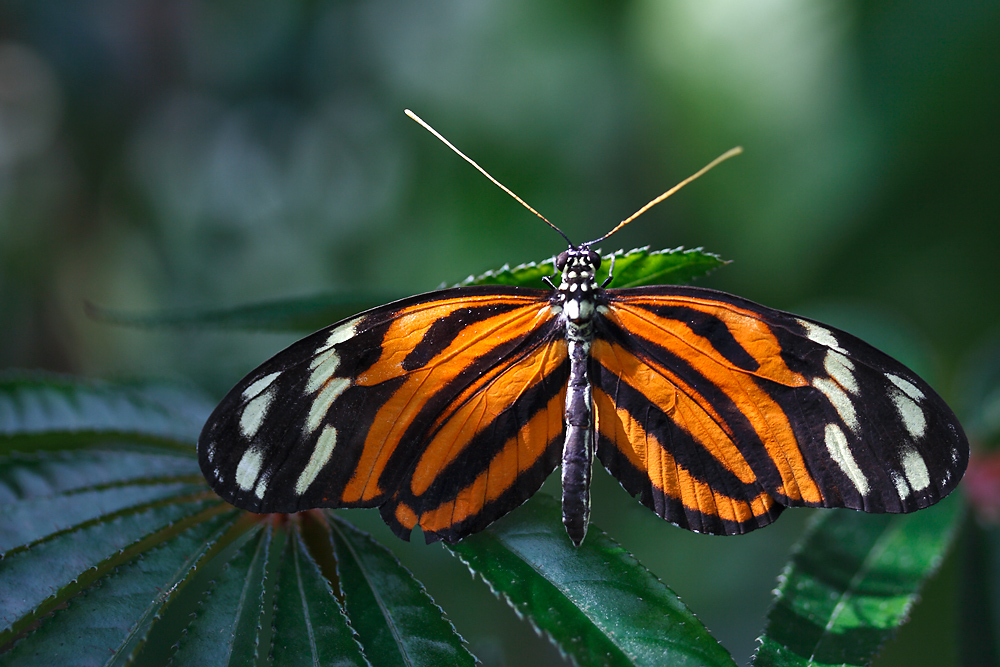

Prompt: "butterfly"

[198,112,969,546]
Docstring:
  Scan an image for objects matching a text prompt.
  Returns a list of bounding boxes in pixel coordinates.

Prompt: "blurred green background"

[1,1,998,664]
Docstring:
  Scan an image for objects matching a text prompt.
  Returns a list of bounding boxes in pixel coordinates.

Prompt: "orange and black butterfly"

[198,113,968,546]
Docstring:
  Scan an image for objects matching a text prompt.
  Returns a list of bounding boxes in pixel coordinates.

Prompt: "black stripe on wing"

[600,285,969,521]
[198,286,558,518]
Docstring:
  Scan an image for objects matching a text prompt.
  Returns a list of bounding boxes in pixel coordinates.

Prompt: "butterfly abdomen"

[554,247,605,546]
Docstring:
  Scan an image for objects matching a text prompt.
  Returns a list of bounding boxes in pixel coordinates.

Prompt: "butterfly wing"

[592,285,968,535]
[199,286,568,543]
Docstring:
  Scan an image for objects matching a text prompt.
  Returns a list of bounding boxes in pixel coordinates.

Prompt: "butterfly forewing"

[591,286,968,535]
[199,286,568,542]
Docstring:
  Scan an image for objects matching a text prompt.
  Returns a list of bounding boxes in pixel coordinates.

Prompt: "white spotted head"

[555,247,601,289]
[555,246,602,323]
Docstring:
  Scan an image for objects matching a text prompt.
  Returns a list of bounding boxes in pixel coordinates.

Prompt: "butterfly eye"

[588,249,601,270]
[556,250,570,271]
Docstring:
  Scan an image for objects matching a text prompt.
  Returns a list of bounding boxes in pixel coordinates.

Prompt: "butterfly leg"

[601,255,616,288]
[562,321,595,546]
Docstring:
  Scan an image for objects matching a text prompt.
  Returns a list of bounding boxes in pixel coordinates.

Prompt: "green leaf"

[1,375,471,665]
[0,373,210,450]
[129,514,277,667]
[448,494,736,667]
[272,519,370,667]
[1,479,204,551]
[0,509,241,667]
[599,246,727,289]
[83,247,726,335]
[752,494,964,667]
[329,515,475,667]
[453,246,726,290]
[0,499,225,642]
[0,449,200,502]
[86,293,397,334]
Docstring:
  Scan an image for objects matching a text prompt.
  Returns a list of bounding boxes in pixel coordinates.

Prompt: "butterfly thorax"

[553,246,602,324]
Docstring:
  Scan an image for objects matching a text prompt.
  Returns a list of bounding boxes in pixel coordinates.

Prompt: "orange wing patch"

[600,298,823,506]
[594,382,778,526]
[416,386,566,536]
[342,295,558,503]
[412,339,568,496]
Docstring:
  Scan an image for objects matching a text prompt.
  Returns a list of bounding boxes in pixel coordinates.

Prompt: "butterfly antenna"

[406,109,573,246]
[588,146,743,246]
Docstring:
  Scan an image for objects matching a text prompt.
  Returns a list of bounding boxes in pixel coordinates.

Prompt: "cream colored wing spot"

[887,373,926,402]
[901,445,931,492]
[254,473,269,500]
[307,376,351,434]
[891,390,927,440]
[891,471,911,499]
[798,319,847,354]
[824,423,869,495]
[316,317,362,353]
[307,348,341,394]
[242,371,282,401]
[235,447,264,492]
[296,425,339,496]
[813,377,860,433]
[240,386,276,439]
[824,350,859,395]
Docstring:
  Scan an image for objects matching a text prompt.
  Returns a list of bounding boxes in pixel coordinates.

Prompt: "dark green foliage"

[0,248,977,665]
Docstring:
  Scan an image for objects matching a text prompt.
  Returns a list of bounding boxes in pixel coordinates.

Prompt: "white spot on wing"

[242,371,282,401]
[890,471,911,499]
[824,423,869,495]
[813,377,860,433]
[798,319,847,354]
[205,441,215,463]
[317,317,362,354]
[240,387,275,439]
[824,351,859,395]
[295,425,338,496]
[888,374,925,402]
[891,390,927,439]
[235,447,264,491]
[307,348,341,394]
[307,376,351,434]
[901,446,931,492]
[254,474,269,499]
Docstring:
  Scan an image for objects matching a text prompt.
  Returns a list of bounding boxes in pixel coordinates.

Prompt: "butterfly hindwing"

[591,285,967,535]
[199,286,568,543]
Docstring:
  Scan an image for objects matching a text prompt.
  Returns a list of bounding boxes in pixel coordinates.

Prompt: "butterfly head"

[555,246,601,289]
[553,245,603,323]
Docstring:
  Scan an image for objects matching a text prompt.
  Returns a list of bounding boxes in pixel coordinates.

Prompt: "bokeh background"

[2,1,998,665]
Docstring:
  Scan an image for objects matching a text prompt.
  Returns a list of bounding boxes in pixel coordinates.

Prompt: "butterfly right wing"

[590,285,967,535]
[198,285,568,543]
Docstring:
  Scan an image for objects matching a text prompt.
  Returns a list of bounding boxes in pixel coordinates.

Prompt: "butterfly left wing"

[199,286,569,543]
[591,285,968,535]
